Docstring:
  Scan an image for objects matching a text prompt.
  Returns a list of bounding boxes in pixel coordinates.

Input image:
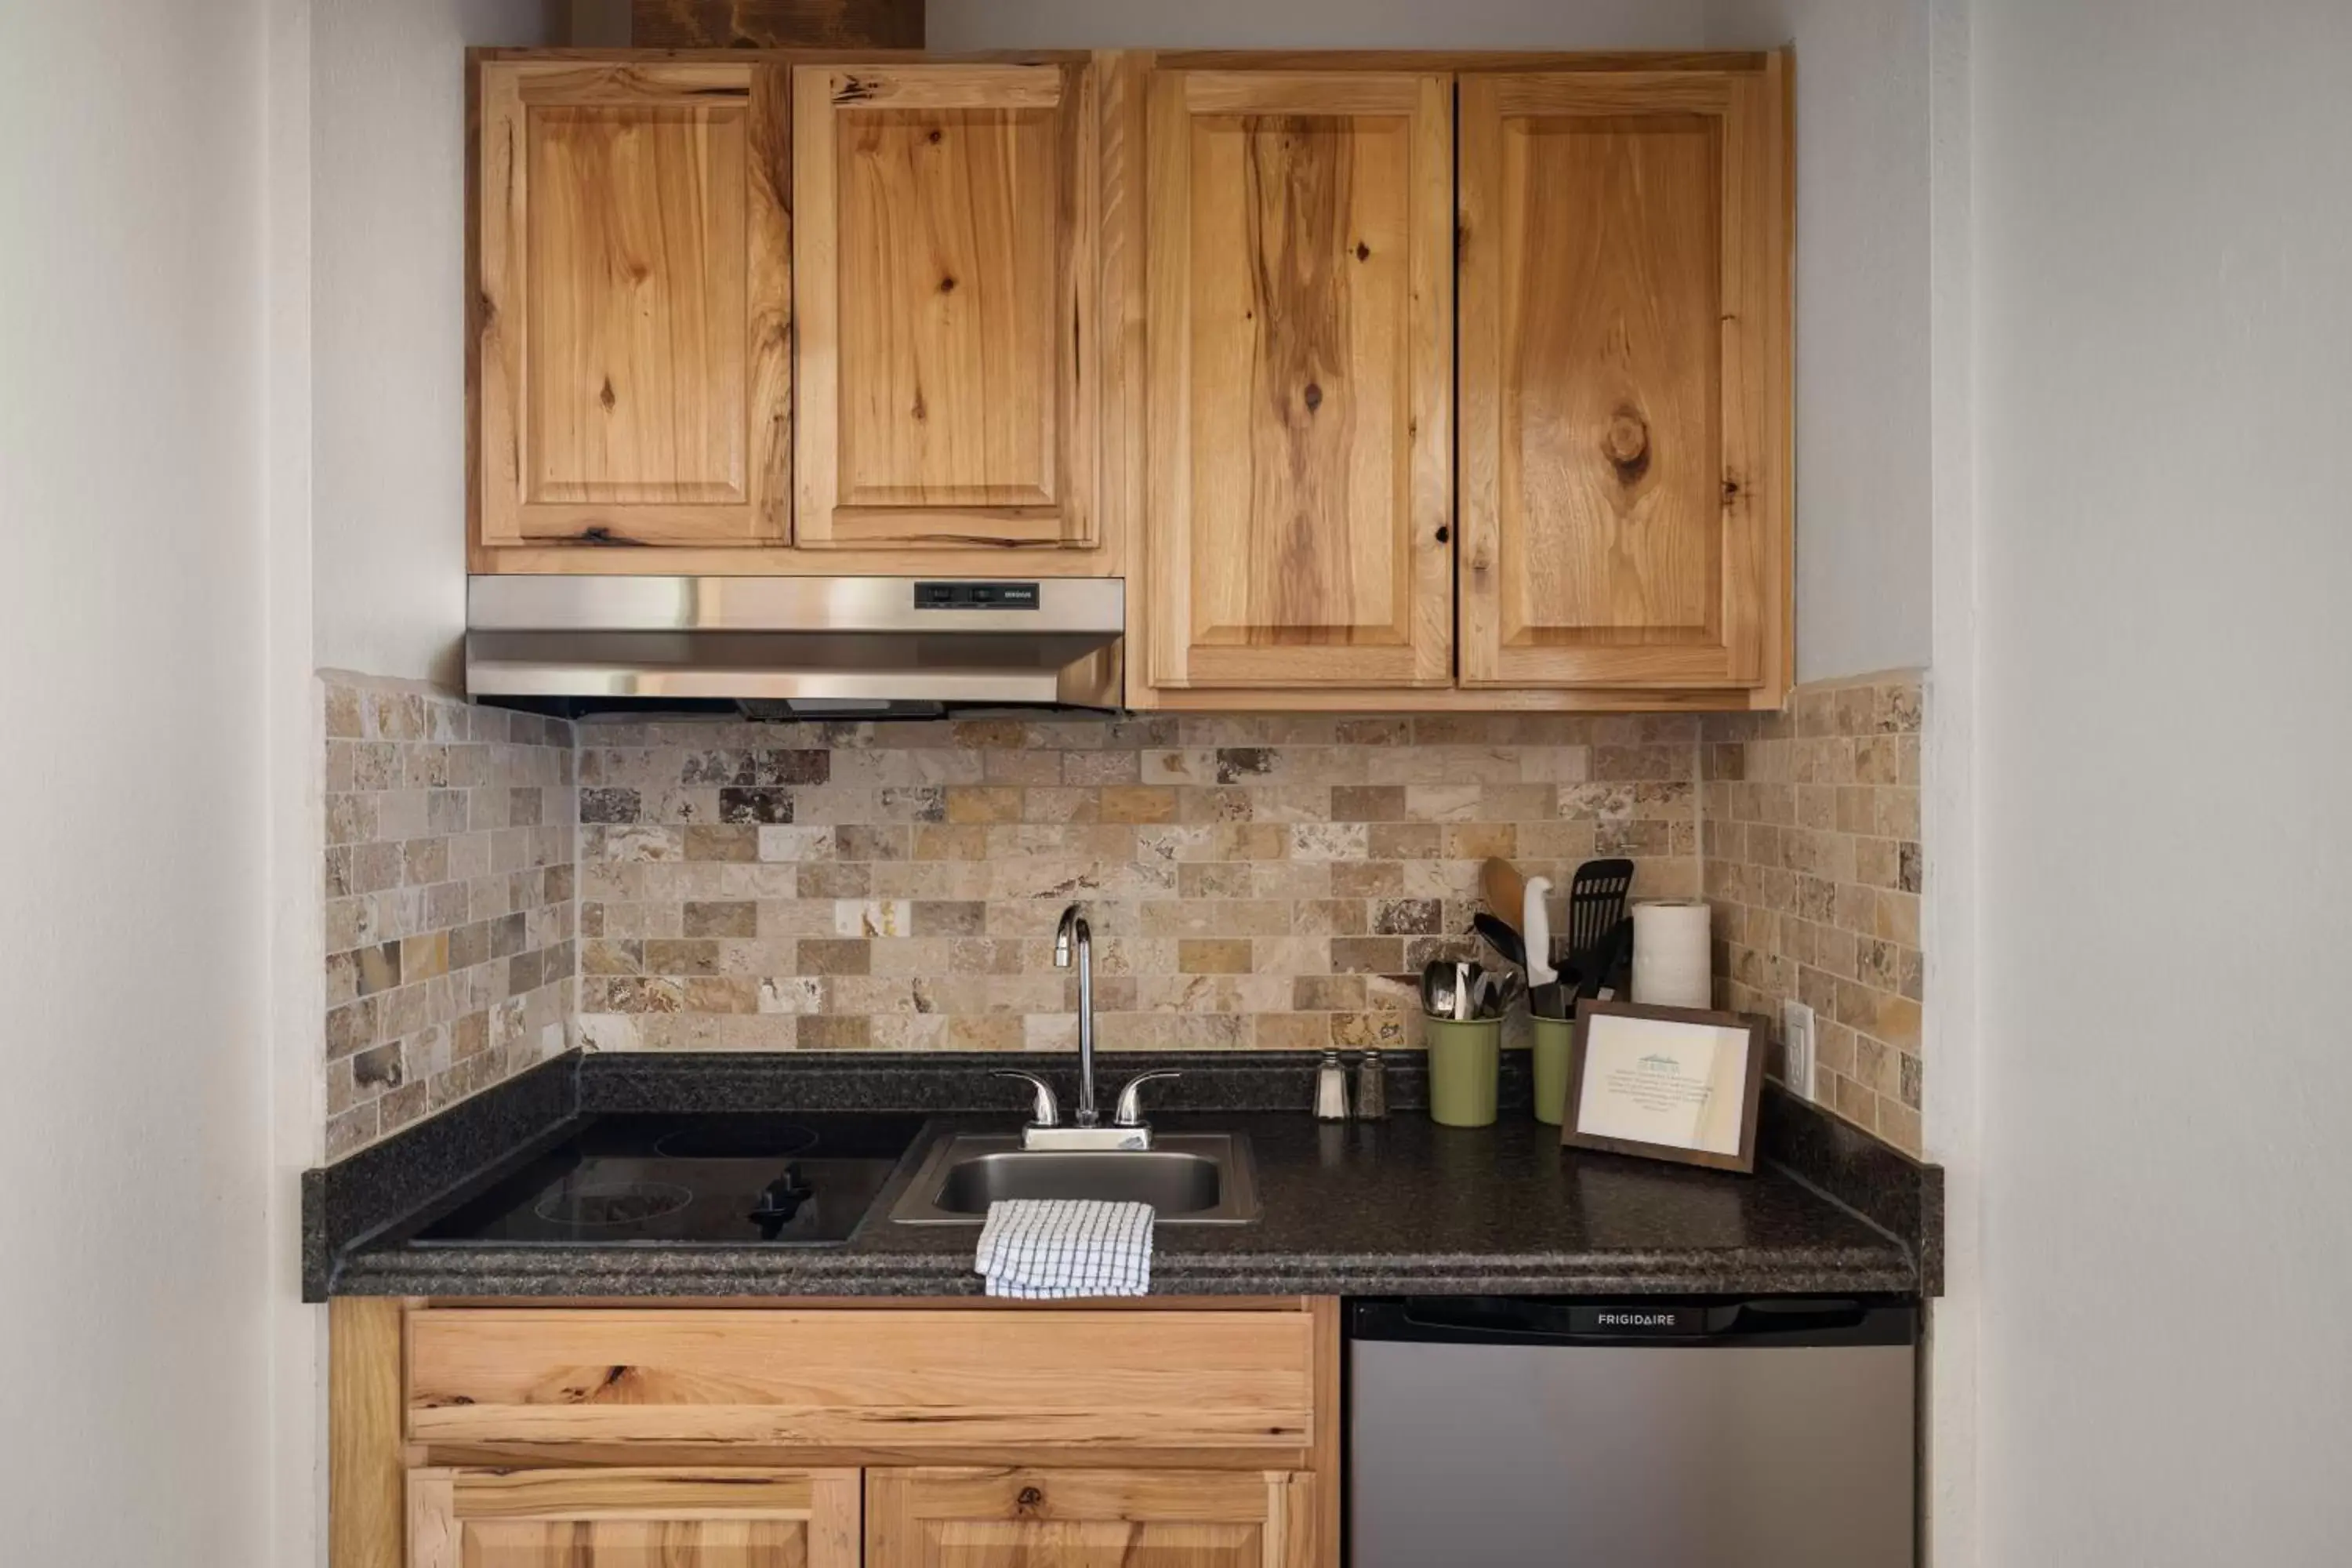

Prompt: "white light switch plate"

[1781,1000,1817,1102]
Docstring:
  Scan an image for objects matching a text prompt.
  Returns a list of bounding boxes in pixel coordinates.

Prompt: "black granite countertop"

[307,1051,1938,1301]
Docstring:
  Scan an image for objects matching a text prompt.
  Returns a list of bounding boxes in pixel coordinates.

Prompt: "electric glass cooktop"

[412,1112,927,1246]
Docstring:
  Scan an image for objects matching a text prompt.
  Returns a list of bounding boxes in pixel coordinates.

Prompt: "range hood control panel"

[913,581,1041,611]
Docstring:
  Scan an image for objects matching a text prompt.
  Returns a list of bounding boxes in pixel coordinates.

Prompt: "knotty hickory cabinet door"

[1142,70,1455,691]
[866,1468,1318,1568]
[1456,66,1789,691]
[474,61,793,550]
[407,1468,860,1567]
[793,62,1097,551]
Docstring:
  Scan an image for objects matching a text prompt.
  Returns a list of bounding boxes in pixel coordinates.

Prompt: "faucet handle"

[993,1070,1062,1129]
[1111,1069,1181,1128]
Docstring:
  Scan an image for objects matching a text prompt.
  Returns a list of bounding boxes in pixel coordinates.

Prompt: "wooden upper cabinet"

[461,49,1789,702]
[408,1468,859,1568]
[793,62,1097,550]
[1143,71,1454,690]
[1457,64,1789,690]
[475,62,793,549]
[867,1468,1317,1568]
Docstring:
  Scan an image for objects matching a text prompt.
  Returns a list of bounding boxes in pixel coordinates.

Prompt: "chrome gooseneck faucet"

[994,902,1180,1150]
[1054,902,1098,1127]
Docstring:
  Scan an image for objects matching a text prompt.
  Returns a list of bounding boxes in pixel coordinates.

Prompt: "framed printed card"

[1562,1000,1766,1174]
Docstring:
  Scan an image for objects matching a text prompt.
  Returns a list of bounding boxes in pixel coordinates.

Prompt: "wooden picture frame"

[1561,1000,1766,1174]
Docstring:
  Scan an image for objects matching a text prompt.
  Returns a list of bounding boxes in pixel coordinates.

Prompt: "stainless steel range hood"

[465,576,1124,714]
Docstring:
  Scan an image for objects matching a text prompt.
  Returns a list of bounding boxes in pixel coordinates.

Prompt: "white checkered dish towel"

[975,1199,1155,1299]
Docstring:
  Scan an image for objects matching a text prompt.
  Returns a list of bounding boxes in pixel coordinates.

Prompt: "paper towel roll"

[1631,899,1712,1009]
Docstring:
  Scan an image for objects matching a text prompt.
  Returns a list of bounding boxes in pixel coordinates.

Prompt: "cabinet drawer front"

[406,1308,1316,1453]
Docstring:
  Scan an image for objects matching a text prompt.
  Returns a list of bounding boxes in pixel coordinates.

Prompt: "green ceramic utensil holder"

[1530,1014,1575,1125]
[1425,1016,1502,1127]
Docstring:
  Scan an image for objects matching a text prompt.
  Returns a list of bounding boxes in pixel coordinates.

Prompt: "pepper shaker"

[1313,1049,1352,1120]
[1355,1049,1388,1120]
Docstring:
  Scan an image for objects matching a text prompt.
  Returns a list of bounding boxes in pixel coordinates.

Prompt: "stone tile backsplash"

[314,679,1931,1161]
[568,714,1700,1056]
[1700,672,1926,1155]
[321,675,577,1158]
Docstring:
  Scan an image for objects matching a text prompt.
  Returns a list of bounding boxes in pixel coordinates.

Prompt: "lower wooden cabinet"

[867,1467,1316,1568]
[342,1301,1338,1568]
[407,1467,861,1567]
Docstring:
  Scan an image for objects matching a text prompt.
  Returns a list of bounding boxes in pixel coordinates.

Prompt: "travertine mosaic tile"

[320,674,576,1158]
[1700,672,1926,1155]
[314,673,1933,1165]
[570,713,1700,1058]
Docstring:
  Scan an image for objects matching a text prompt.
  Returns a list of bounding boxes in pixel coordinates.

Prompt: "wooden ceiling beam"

[630,0,923,49]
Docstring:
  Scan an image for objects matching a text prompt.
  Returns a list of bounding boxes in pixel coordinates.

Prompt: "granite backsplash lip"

[301,1049,580,1301]
[1759,1085,1944,1294]
[572,1046,1518,1117]
[305,1050,1936,1302]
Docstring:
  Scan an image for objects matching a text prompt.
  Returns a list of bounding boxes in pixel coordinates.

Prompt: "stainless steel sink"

[888,1132,1260,1225]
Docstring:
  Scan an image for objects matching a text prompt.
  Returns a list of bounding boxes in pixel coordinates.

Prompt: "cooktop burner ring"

[532,1180,695,1229]
[652,1123,822,1160]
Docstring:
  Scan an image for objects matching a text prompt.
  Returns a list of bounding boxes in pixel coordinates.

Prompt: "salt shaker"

[1313,1049,1352,1120]
[1355,1049,1388,1120]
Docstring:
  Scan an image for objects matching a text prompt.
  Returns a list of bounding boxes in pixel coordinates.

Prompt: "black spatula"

[1471,912,1526,970]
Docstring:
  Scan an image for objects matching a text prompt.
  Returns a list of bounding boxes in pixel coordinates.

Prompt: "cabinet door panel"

[408,1468,858,1568]
[795,63,1096,549]
[477,63,792,547]
[867,1467,1316,1568]
[1458,68,1788,688]
[1145,71,1452,690]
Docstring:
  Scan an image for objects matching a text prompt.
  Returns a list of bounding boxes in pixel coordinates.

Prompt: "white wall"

[1706,0,1935,681]
[311,0,554,686]
[1972,0,2352,1561]
[1919,1,1980,1563]
[267,4,330,1563]
[929,0,1706,49]
[0,1,276,1561]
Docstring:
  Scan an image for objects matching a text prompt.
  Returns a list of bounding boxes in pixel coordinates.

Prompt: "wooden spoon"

[1480,856,1528,926]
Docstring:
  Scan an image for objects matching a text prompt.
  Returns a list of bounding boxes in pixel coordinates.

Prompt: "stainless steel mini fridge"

[1348,1297,1916,1567]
